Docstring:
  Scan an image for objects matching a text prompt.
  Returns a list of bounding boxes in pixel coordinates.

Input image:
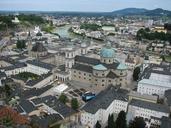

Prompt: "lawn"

[164,55,171,62]
[16,72,39,80]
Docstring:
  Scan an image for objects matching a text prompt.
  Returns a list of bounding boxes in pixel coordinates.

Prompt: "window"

[108,80,111,82]
[95,79,98,81]
[102,84,104,86]
[79,72,81,74]
[89,74,91,77]
[74,71,76,73]
[102,80,104,82]
[84,73,86,76]
[96,73,98,76]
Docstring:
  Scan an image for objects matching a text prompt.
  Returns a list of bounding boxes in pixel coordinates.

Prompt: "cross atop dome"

[106,41,112,48]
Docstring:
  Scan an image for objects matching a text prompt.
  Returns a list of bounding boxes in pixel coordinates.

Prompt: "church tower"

[27,31,32,57]
[80,42,88,55]
[65,42,75,72]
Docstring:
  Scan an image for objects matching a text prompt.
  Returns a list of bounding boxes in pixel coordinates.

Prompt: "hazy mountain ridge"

[111,8,148,15]
[0,8,171,17]
[111,8,171,16]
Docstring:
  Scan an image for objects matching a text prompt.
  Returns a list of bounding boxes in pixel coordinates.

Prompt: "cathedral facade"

[71,42,128,91]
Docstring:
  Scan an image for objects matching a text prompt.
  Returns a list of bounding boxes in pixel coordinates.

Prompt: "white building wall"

[137,82,171,97]
[81,99,128,128]
[5,67,27,76]
[150,73,171,83]
[26,64,50,75]
[113,100,128,114]
[128,105,169,121]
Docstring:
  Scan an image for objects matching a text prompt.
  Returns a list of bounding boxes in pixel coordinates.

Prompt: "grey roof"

[75,55,119,70]
[0,71,6,78]
[103,62,119,70]
[161,116,171,128]
[82,86,128,114]
[3,63,27,71]
[31,95,76,118]
[129,91,158,102]
[75,55,100,66]
[20,85,53,99]
[72,63,93,73]
[0,56,16,65]
[130,99,170,113]
[164,89,171,106]
[18,100,36,114]
[31,95,54,105]
[30,114,62,128]
[27,60,56,70]
[31,42,47,52]
[16,105,25,113]
[139,63,171,80]
[106,71,118,79]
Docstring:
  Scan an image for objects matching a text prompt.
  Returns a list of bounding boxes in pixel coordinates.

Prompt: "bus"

[82,92,96,102]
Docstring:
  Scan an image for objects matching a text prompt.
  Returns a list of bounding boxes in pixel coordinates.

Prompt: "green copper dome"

[117,63,127,70]
[93,64,107,71]
[100,42,115,58]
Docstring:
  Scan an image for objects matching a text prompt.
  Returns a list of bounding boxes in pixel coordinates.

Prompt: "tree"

[71,98,79,110]
[16,40,26,49]
[36,32,42,36]
[160,55,165,61]
[5,84,11,97]
[136,28,171,41]
[80,23,101,31]
[133,67,141,81]
[108,114,115,128]
[95,121,101,128]
[129,117,146,128]
[145,28,150,32]
[0,106,29,126]
[115,111,127,128]
[59,94,68,104]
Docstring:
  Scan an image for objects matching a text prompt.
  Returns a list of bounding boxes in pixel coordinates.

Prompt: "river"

[54,25,114,44]
[54,24,84,39]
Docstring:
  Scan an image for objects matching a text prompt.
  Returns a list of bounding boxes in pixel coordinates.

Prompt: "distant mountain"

[142,8,171,17]
[111,8,171,17]
[0,8,171,17]
[112,8,147,15]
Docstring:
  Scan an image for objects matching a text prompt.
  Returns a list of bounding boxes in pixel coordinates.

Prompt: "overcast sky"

[0,0,171,12]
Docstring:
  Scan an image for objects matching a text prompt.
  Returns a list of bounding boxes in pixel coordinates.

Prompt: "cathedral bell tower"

[27,31,32,57]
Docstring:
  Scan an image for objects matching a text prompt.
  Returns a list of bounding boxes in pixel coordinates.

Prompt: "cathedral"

[70,42,128,91]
